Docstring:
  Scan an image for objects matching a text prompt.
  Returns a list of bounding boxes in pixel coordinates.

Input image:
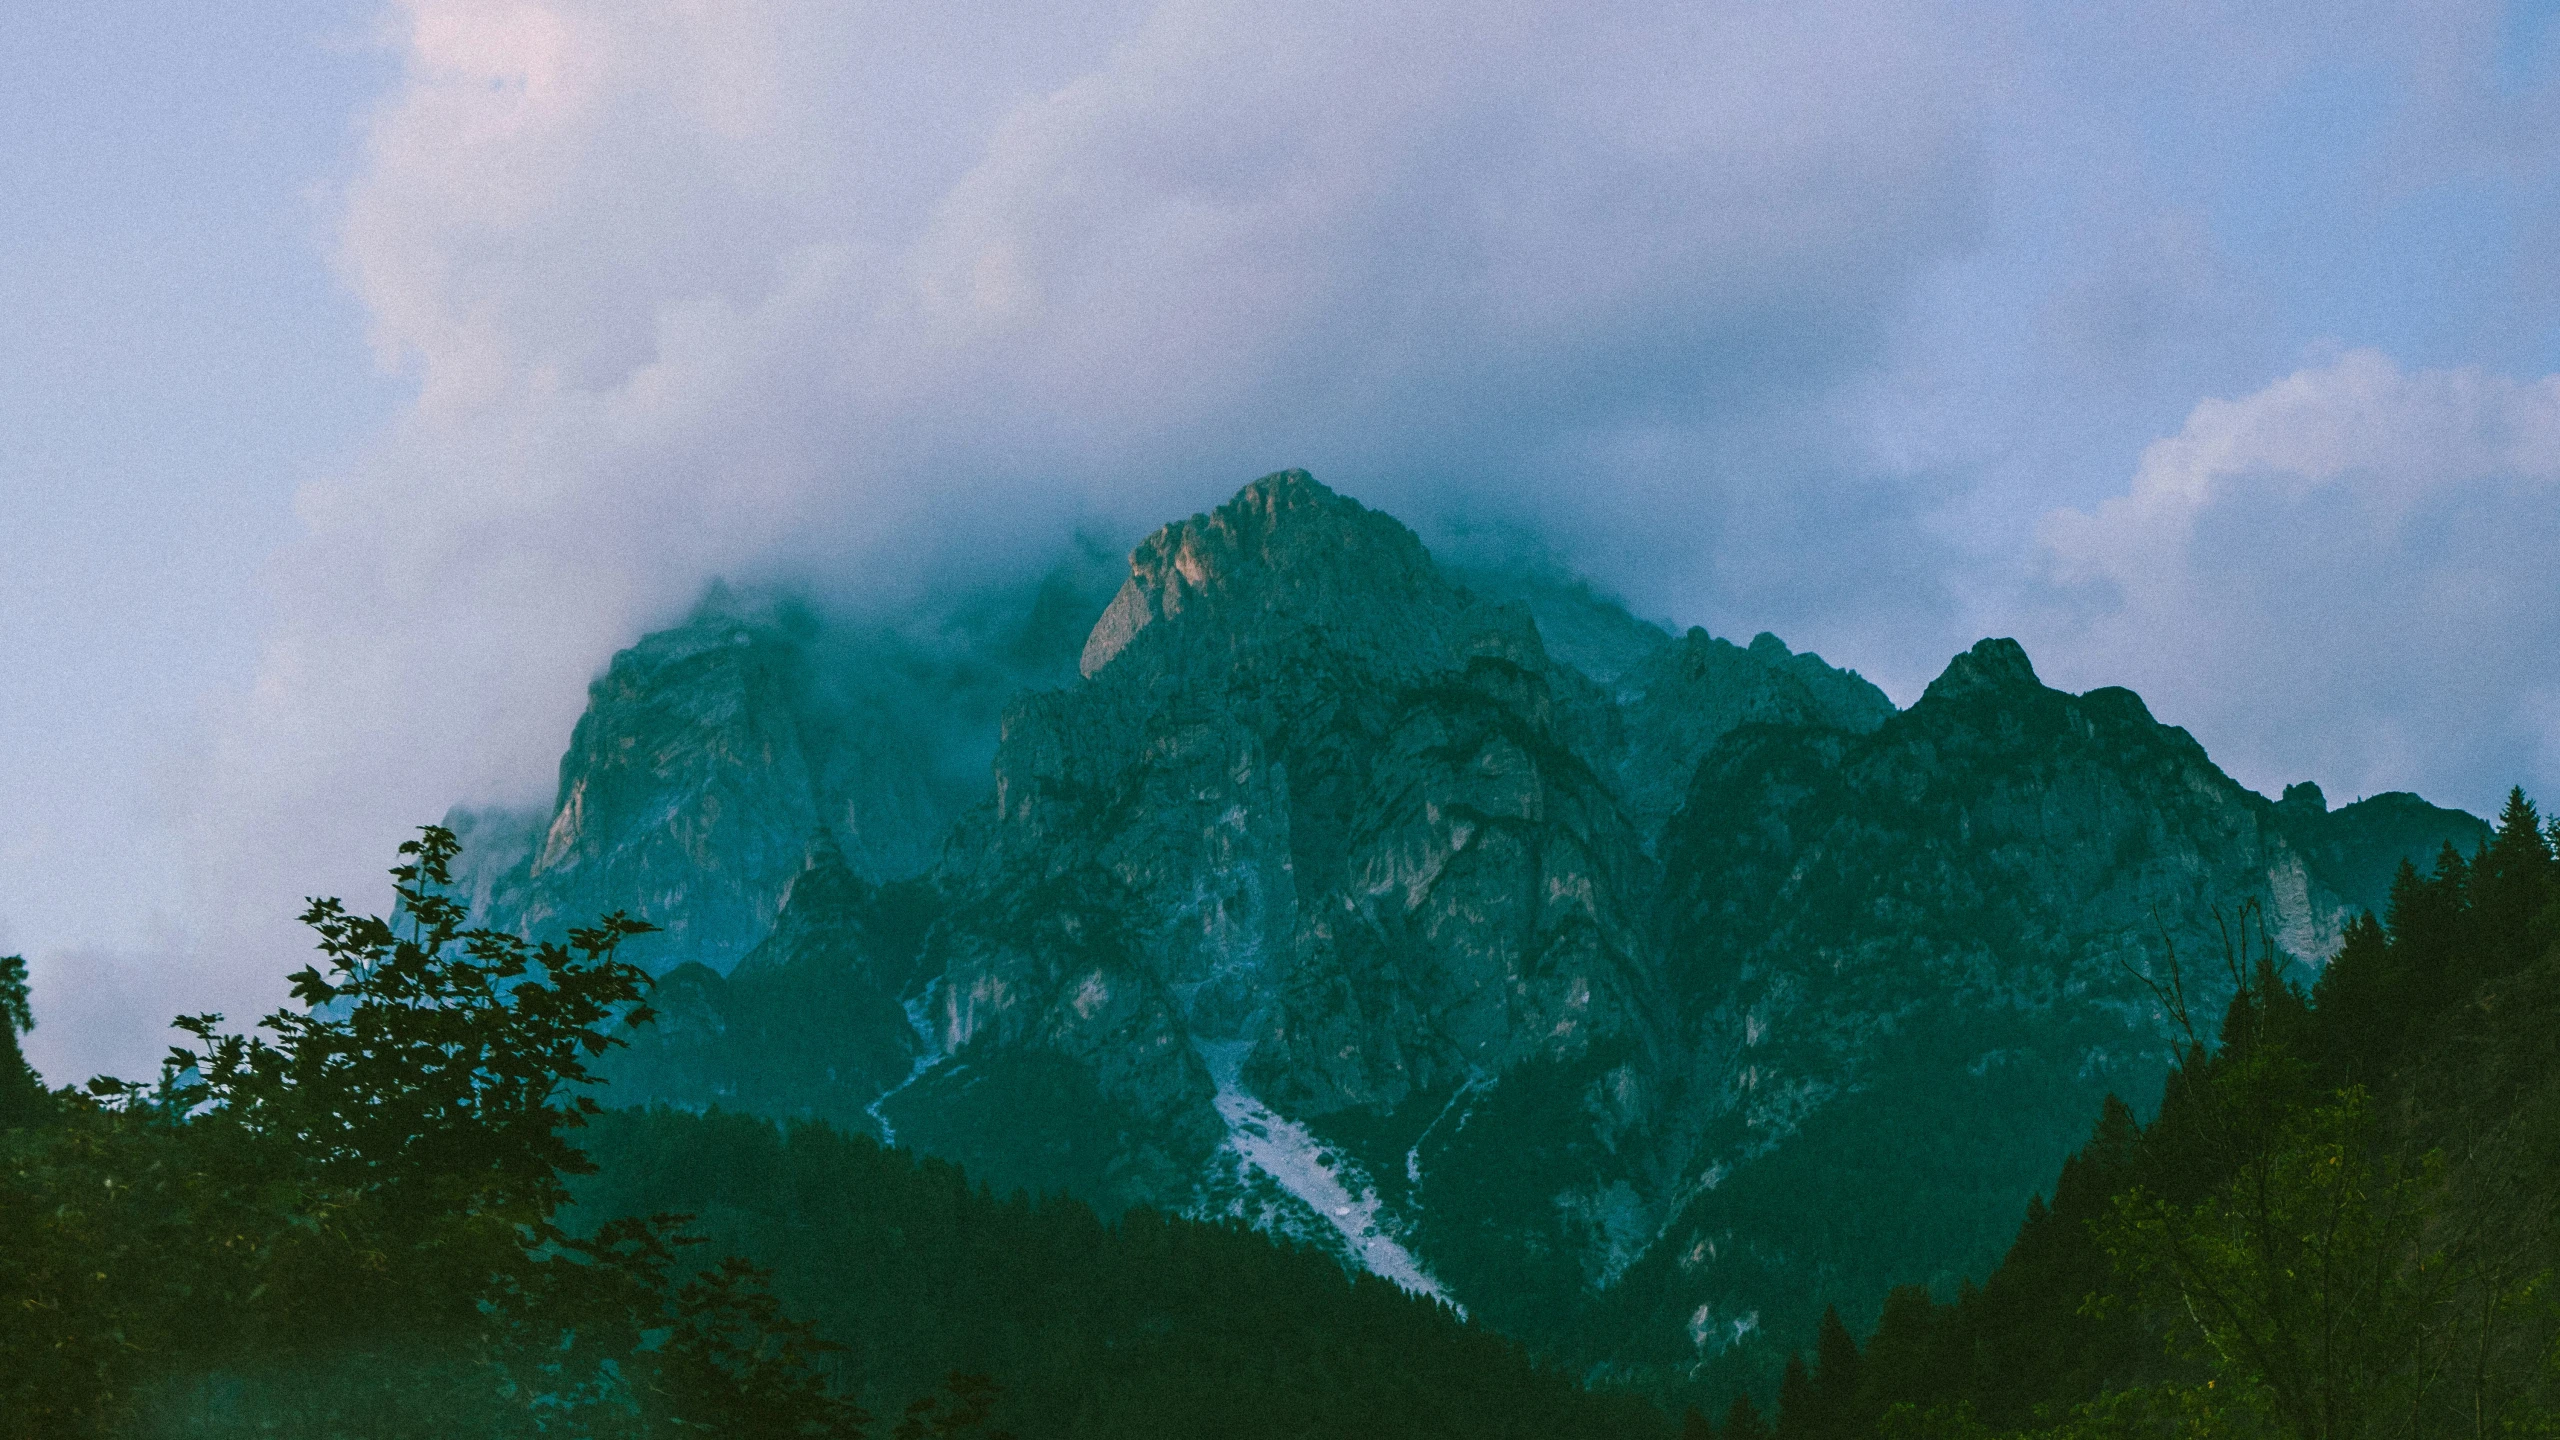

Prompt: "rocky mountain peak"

[1921,636,2042,704]
[1079,470,1445,678]
[774,829,868,922]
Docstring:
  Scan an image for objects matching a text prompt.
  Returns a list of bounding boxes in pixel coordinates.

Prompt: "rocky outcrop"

[2267,780,2485,920]
[456,564,1117,972]
[593,834,939,1125]
[512,599,829,972]
[1611,628,1893,843]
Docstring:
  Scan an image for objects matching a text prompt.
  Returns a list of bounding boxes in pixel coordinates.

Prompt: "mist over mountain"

[438,471,2483,1390]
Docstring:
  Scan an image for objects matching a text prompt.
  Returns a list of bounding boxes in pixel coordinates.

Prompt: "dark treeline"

[0,829,869,1439]
[570,1108,1675,1439]
[0,827,1673,1439]
[1724,788,2560,1438]
[10,787,2556,1438]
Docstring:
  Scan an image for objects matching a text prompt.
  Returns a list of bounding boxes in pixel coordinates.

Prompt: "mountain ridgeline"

[451,471,2484,1394]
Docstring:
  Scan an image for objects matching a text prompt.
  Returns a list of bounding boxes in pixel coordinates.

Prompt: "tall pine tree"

[1810,1304,1864,1436]
[0,956,41,1131]
[2472,788,2556,981]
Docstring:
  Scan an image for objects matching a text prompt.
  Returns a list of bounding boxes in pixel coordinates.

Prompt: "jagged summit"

[1080,470,1446,678]
[748,829,871,952]
[1921,636,2041,703]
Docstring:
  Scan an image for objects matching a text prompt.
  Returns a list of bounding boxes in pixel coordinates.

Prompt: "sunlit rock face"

[512,603,829,974]
[451,470,2484,1384]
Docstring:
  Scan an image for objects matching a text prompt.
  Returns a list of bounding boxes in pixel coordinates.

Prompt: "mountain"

[900,472,1675,1306]
[451,470,2482,1393]
[446,555,1120,968]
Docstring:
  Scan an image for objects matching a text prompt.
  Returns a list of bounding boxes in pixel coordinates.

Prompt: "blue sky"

[6,0,2559,1080]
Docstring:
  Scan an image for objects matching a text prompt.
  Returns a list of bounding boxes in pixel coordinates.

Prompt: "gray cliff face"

[515,607,827,974]
[1611,627,1894,844]
[449,475,2487,1386]
[456,565,1116,974]
[593,834,936,1123]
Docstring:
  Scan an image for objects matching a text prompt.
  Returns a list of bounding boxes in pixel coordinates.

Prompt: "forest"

[1726,789,2560,1438]
[0,828,1665,1439]
[4,790,2556,1438]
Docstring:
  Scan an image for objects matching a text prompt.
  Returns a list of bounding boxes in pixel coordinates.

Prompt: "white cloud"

[2035,349,2560,815]
[159,0,1997,1010]
[18,946,197,1089]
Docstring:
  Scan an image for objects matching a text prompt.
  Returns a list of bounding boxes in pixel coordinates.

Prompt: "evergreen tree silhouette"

[1774,1351,1817,1440]
[0,955,42,1131]
[1810,1303,1862,1435]
[1721,1392,1773,1440]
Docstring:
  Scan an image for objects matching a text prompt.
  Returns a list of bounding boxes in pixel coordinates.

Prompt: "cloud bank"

[175,0,1991,962]
[2035,350,2560,815]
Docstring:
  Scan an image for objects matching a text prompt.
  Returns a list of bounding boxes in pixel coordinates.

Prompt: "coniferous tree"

[1721,1393,1773,1440]
[1809,1304,1863,1437]
[2386,844,2470,1013]
[1857,1286,1942,1421]
[2310,911,2393,1082]
[1774,1352,1817,1440]
[0,955,42,1131]
[2471,788,2555,981]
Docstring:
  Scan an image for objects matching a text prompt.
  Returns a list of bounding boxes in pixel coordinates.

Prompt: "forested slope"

[0,827,1677,1440]
[1715,789,2560,1438]
[571,1107,1676,1440]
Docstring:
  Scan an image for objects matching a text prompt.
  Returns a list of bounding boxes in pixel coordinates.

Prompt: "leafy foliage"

[0,826,865,1439]
[569,1104,1680,1440]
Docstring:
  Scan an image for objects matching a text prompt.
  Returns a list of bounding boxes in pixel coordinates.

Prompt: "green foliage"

[568,1104,1681,1440]
[1722,1393,1775,1440]
[0,826,865,1439]
[1800,787,2560,1438]
[0,951,29,1034]
[0,952,43,1130]
[2100,1090,2447,1437]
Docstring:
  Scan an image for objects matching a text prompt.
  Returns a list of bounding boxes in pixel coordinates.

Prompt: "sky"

[5,0,2559,1082]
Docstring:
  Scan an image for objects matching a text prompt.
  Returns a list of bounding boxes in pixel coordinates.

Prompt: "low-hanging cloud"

[164,0,1995,1001]
[2033,348,2560,817]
